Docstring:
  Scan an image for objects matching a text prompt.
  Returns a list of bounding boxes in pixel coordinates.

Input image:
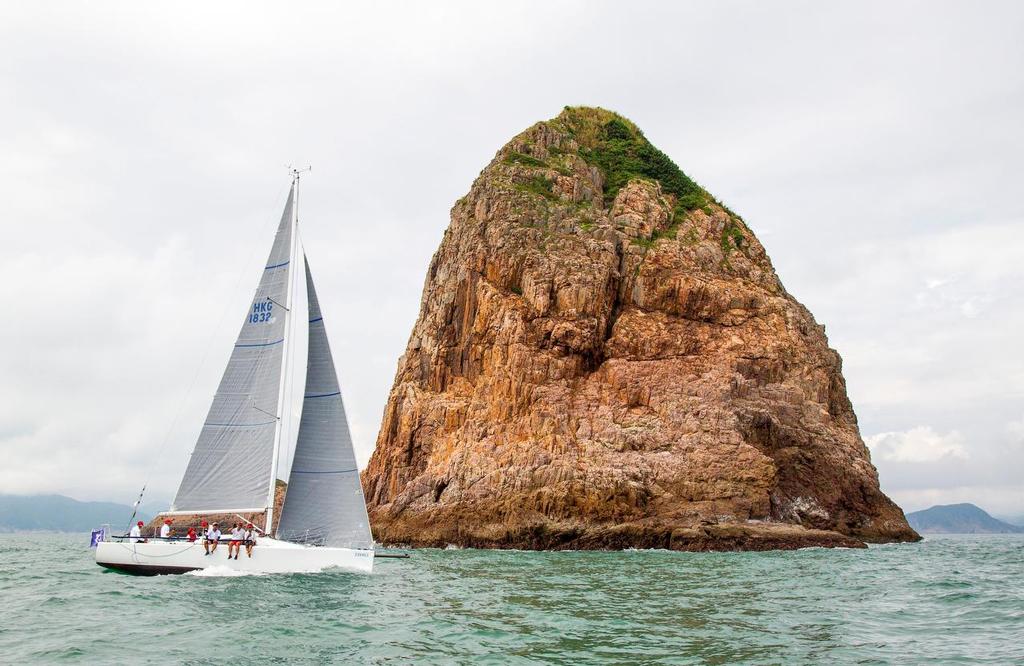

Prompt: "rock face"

[363,107,919,550]
[149,481,285,536]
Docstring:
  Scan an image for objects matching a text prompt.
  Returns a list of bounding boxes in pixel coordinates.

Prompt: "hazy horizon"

[2,1,1022,516]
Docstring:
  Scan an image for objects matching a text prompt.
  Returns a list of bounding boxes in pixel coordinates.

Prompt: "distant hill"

[996,514,1024,528]
[906,503,1024,534]
[0,494,150,533]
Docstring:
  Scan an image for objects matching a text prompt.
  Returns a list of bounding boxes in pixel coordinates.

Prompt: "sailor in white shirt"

[129,520,144,543]
[203,522,222,555]
[228,522,244,560]
[160,519,172,539]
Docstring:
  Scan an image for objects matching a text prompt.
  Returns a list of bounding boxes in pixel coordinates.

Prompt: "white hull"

[95,537,373,575]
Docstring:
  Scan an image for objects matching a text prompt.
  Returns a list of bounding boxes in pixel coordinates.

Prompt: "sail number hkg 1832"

[249,298,275,324]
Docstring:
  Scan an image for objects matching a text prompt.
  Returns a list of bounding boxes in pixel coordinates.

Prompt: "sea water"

[0,533,1021,664]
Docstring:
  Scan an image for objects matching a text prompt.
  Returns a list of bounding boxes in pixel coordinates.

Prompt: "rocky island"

[362,107,920,551]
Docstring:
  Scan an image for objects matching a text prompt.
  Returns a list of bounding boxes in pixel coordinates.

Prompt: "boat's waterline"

[95,537,373,575]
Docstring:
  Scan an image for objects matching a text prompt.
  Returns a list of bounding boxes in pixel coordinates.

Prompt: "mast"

[265,167,305,535]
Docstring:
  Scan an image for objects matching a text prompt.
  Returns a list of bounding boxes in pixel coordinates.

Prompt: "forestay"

[171,190,295,513]
[276,257,373,549]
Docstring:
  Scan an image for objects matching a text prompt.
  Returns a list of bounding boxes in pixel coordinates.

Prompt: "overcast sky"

[2,1,1021,517]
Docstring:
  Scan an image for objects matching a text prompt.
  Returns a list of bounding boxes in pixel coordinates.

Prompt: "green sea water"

[0,533,1021,664]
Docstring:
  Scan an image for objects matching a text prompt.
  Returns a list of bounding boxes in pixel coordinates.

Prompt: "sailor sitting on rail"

[129,520,146,543]
[160,519,172,539]
[244,523,257,558]
[203,522,222,555]
[228,522,243,560]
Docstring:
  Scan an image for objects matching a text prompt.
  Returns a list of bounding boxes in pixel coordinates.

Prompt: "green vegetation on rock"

[631,222,680,251]
[504,108,753,256]
[721,218,745,254]
[506,152,548,168]
[514,174,557,201]
[557,107,709,218]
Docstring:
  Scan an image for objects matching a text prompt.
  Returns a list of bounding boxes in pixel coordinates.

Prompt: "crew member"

[244,523,257,558]
[129,520,144,543]
[203,522,222,555]
[187,526,197,543]
[160,518,172,539]
[228,522,243,560]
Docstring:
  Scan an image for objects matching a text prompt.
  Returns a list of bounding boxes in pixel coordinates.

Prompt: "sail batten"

[276,256,373,549]
[170,189,295,513]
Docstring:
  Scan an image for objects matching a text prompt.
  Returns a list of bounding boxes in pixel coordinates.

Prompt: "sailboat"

[95,171,375,574]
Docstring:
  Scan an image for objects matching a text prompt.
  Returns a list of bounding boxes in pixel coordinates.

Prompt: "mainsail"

[171,188,295,514]
[276,257,373,549]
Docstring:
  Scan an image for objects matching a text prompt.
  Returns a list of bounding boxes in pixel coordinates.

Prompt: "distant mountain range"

[0,494,151,533]
[906,503,1023,534]
[997,514,1024,527]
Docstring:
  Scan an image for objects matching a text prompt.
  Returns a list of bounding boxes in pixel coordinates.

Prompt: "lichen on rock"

[362,106,919,550]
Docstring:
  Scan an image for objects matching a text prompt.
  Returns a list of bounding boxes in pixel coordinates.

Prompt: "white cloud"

[866,427,968,463]
[867,418,1024,515]
[0,1,1022,516]
[1007,417,1024,442]
[890,485,1024,516]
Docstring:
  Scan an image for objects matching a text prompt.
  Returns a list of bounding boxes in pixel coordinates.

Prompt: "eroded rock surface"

[363,107,919,550]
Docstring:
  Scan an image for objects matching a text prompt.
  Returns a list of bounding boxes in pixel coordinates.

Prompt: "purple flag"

[89,528,105,548]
